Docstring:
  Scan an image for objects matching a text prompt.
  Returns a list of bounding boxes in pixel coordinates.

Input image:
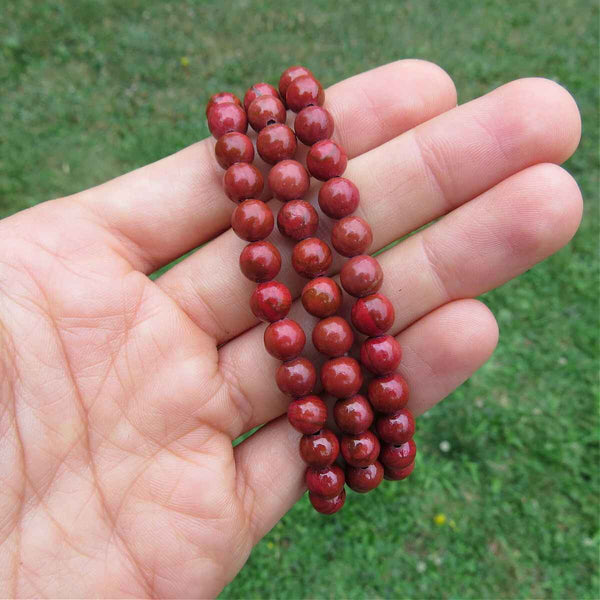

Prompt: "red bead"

[340,430,380,468]
[294,106,334,146]
[318,177,360,219]
[206,92,242,117]
[380,439,417,470]
[321,357,363,398]
[250,281,292,322]
[257,124,297,165]
[268,159,310,201]
[351,293,395,336]
[331,216,373,258]
[376,409,415,444]
[301,277,343,318]
[305,465,345,498]
[207,103,248,139]
[243,82,280,112]
[306,139,347,181]
[312,316,354,357]
[286,75,325,113]
[340,255,383,297]
[264,318,306,361]
[276,357,317,397]
[277,200,318,241]
[383,461,415,481]
[292,238,332,279]
[299,428,340,467]
[223,162,264,203]
[279,66,315,102]
[309,489,346,514]
[333,395,374,435]
[360,335,402,375]
[287,395,327,434]
[368,373,409,413]
[214,132,254,170]
[247,95,286,132]
[239,241,281,283]
[346,461,384,493]
[231,199,274,241]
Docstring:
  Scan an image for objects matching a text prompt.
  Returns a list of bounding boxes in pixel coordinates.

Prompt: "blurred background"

[1,0,598,598]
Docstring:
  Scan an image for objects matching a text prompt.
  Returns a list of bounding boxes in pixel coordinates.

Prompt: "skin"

[0,60,582,598]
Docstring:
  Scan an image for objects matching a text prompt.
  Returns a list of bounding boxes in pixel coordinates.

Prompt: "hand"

[0,60,582,598]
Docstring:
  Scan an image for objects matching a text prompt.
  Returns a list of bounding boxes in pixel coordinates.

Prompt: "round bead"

[207,103,248,139]
[276,357,317,397]
[312,316,354,357]
[340,430,380,468]
[268,160,310,201]
[292,238,332,279]
[287,395,327,434]
[321,357,363,398]
[306,139,347,181]
[294,106,334,146]
[318,177,360,219]
[286,75,325,113]
[231,199,274,241]
[375,409,415,445]
[277,200,318,241]
[368,373,409,413]
[239,241,281,283]
[308,489,346,515]
[206,92,242,117]
[279,66,315,101]
[299,428,340,468]
[247,95,287,132]
[360,335,402,375]
[301,277,342,318]
[305,465,345,498]
[340,255,383,297]
[250,281,292,322]
[333,395,374,435]
[214,132,254,170]
[351,293,395,336]
[257,123,297,165]
[243,82,280,112]
[223,163,264,203]
[380,439,417,470]
[383,461,415,481]
[346,461,384,493]
[264,318,306,361]
[331,216,373,257]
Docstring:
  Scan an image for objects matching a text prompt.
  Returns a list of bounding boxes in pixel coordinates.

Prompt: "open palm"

[0,61,582,598]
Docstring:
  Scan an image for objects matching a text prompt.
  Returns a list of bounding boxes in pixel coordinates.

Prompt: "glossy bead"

[346,461,384,493]
[380,439,417,470]
[214,132,254,169]
[306,139,347,181]
[207,102,248,139]
[247,95,286,132]
[264,318,306,361]
[333,394,374,435]
[309,489,346,514]
[292,238,332,279]
[383,461,415,481]
[279,66,315,101]
[312,316,354,357]
[250,281,292,322]
[287,395,327,434]
[243,82,280,112]
[331,216,373,257]
[318,177,360,219]
[294,105,334,146]
[351,293,395,336]
[321,357,363,398]
[368,373,409,413]
[205,92,242,117]
[301,277,343,318]
[286,75,325,112]
[360,335,402,375]
[340,430,380,468]
[276,357,317,397]
[340,255,383,297]
[305,465,345,498]
[299,428,340,467]
[257,124,297,165]
[223,162,264,203]
[231,199,274,241]
[268,160,310,201]
[239,241,281,282]
[277,200,318,241]
[376,409,416,444]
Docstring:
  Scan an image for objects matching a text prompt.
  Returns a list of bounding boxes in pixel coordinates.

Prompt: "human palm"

[0,61,582,598]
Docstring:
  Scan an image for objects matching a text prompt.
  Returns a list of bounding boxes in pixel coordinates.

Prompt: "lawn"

[1,0,598,598]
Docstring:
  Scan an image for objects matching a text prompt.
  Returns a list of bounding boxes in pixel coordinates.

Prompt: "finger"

[73,60,456,273]
[234,298,498,543]
[158,77,581,342]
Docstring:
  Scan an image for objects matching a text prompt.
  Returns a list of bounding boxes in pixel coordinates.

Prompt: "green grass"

[1,1,598,598]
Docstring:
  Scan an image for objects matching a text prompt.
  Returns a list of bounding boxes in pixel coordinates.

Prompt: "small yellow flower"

[180,56,190,67]
[434,513,446,526]
[267,541,274,549]
[449,519,457,530]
